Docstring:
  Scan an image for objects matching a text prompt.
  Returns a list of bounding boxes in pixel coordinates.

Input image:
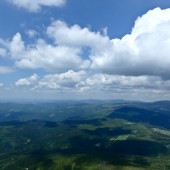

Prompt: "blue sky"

[1,0,170,101]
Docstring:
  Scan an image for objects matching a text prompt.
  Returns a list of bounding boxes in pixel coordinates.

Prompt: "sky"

[1,0,170,101]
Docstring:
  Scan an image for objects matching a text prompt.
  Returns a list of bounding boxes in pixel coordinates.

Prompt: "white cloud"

[7,33,90,71]
[9,33,25,59]
[47,20,110,51]
[37,70,87,90]
[14,70,170,100]
[15,74,39,86]
[0,83,3,87]
[15,71,170,92]
[91,8,170,78]
[4,20,108,72]
[7,0,66,12]
[0,66,14,74]
[85,74,163,90]
[15,70,87,91]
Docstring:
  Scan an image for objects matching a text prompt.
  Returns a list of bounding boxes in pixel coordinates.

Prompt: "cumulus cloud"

[8,33,25,60]
[38,70,87,89]
[0,66,14,74]
[47,20,110,51]
[15,71,170,93]
[4,20,109,72]
[7,0,66,12]
[15,74,39,86]
[7,33,90,71]
[84,74,165,90]
[91,8,170,78]
[15,70,88,92]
